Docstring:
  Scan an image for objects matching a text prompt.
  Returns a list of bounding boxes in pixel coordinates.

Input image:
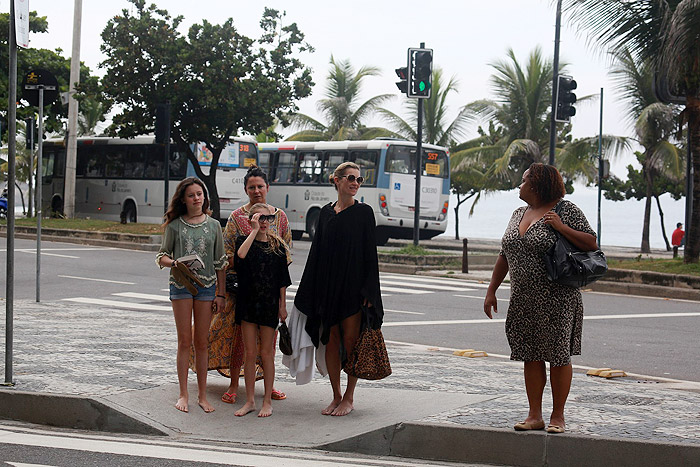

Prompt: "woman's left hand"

[543,211,564,231]
[278,302,288,322]
[213,296,225,313]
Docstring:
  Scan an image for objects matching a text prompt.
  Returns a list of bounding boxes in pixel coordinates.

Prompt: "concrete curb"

[0,390,168,436]
[323,421,700,467]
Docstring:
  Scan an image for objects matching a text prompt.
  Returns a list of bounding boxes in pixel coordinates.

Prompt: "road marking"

[15,249,80,258]
[586,290,700,303]
[382,273,510,290]
[455,294,509,302]
[112,292,170,302]
[380,279,468,292]
[385,308,424,315]
[62,298,171,311]
[58,275,135,285]
[0,427,447,467]
[379,285,430,294]
[382,311,700,327]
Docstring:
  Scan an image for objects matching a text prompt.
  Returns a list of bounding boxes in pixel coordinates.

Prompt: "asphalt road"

[1,237,699,382]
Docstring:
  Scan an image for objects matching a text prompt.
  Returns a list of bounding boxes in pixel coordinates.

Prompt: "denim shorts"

[169,283,216,301]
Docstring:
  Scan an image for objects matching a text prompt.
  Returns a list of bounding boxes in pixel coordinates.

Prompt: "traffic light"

[555,75,577,122]
[155,103,171,144]
[395,67,408,94]
[25,117,36,150]
[408,48,433,98]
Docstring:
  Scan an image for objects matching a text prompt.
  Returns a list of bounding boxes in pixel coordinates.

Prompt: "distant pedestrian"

[156,177,227,413]
[672,222,685,258]
[294,162,384,416]
[483,163,598,434]
[205,165,291,405]
[233,203,291,417]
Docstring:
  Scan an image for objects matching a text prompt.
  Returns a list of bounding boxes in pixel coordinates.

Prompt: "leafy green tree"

[99,1,313,217]
[564,0,700,262]
[285,56,394,141]
[77,97,107,136]
[0,12,100,136]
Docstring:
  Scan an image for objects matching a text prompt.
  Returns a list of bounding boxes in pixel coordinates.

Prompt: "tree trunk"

[654,195,671,251]
[641,164,653,253]
[685,97,700,263]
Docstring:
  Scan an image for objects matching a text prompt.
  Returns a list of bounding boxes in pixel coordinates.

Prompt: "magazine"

[177,253,204,270]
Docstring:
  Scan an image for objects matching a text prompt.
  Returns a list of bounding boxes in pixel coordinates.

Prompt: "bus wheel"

[292,230,303,241]
[306,209,320,241]
[122,202,137,223]
[51,196,64,218]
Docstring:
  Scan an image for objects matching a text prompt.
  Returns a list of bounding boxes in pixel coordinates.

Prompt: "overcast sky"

[16,0,635,173]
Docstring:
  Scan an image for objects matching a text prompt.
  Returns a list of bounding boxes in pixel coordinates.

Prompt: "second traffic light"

[395,67,408,94]
[555,75,577,122]
[408,48,433,99]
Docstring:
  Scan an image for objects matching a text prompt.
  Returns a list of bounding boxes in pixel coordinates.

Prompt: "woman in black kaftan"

[294,162,384,416]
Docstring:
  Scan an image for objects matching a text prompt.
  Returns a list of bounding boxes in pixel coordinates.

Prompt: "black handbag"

[544,205,608,288]
[278,322,292,356]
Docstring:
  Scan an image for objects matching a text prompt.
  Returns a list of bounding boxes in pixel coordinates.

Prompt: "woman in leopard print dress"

[483,163,598,434]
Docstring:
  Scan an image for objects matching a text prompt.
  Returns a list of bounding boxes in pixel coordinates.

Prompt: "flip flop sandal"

[271,389,286,400]
[221,392,237,404]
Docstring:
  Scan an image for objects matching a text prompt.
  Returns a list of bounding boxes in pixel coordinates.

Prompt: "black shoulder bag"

[543,204,608,288]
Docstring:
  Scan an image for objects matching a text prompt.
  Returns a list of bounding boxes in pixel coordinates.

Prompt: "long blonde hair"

[248,203,289,257]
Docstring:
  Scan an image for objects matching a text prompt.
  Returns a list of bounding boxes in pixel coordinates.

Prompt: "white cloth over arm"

[282,305,317,385]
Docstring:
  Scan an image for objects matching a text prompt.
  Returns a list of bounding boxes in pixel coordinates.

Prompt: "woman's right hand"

[250,212,261,231]
[483,291,498,319]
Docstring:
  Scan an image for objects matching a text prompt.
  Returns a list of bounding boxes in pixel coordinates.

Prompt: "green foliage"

[98,1,314,217]
[0,11,100,136]
[286,56,395,141]
[381,245,447,256]
[4,217,162,235]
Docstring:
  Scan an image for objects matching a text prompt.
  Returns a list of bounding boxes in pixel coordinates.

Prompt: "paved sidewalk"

[1,298,700,463]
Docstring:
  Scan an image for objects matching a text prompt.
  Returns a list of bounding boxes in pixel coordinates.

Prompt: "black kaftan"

[294,201,384,347]
[234,237,292,329]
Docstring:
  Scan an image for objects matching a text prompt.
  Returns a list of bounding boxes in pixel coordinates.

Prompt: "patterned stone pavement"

[1,299,699,446]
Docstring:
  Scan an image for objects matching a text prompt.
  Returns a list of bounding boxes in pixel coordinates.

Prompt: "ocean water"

[442,185,686,250]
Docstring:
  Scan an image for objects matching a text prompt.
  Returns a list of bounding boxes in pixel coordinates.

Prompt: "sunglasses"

[250,214,275,223]
[338,174,364,184]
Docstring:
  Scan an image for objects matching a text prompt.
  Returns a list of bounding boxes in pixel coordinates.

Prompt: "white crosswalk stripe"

[63,297,171,311]
[112,292,170,302]
[380,279,469,292]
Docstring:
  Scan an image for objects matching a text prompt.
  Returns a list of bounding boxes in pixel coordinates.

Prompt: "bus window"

[124,146,147,179]
[385,145,448,178]
[169,149,188,178]
[259,152,273,179]
[105,147,126,178]
[84,148,105,178]
[351,150,378,186]
[322,151,349,184]
[275,152,297,184]
[144,146,164,179]
[42,152,55,179]
[296,152,322,184]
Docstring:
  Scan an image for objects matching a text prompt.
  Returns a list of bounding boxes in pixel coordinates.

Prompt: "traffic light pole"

[548,0,562,166]
[414,97,423,246]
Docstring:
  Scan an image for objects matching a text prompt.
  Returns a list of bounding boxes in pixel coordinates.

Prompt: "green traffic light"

[419,81,425,92]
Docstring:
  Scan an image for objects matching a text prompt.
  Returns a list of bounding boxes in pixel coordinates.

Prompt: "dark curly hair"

[244,164,269,187]
[162,177,211,228]
[527,163,566,204]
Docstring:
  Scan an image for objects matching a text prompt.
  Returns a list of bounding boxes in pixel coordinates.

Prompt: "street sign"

[14,0,30,48]
[22,69,59,107]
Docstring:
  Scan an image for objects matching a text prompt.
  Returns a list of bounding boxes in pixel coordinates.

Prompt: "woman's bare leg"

[258,326,276,417]
[235,321,258,416]
[172,299,194,413]
[323,325,343,415]
[193,299,214,413]
[332,312,361,416]
[522,361,546,424]
[549,363,572,429]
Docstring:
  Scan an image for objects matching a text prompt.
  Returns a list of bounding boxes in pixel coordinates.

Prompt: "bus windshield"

[385,145,449,178]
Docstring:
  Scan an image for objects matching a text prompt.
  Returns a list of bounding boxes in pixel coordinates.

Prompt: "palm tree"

[77,97,107,136]
[610,48,683,252]
[563,0,700,262]
[285,56,395,141]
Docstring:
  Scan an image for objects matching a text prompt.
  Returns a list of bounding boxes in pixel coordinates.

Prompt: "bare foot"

[331,400,354,416]
[198,399,215,413]
[322,398,341,415]
[175,396,189,413]
[235,401,256,417]
[549,415,566,430]
[258,401,273,418]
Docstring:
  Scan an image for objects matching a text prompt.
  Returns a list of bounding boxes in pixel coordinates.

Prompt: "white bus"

[258,140,450,245]
[41,135,258,224]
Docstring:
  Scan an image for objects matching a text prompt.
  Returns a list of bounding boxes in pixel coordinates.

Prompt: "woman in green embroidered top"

[156,177,227,414]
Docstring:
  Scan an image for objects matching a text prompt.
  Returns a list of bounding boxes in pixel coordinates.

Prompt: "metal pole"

[163,103,171,213]
[548,0,562,166]
[5,0,18,386]
[413,42,425,246]
[28,116,34,216]
[597,88,603,246]
[36,88,44,302]
[64,0,83,218]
